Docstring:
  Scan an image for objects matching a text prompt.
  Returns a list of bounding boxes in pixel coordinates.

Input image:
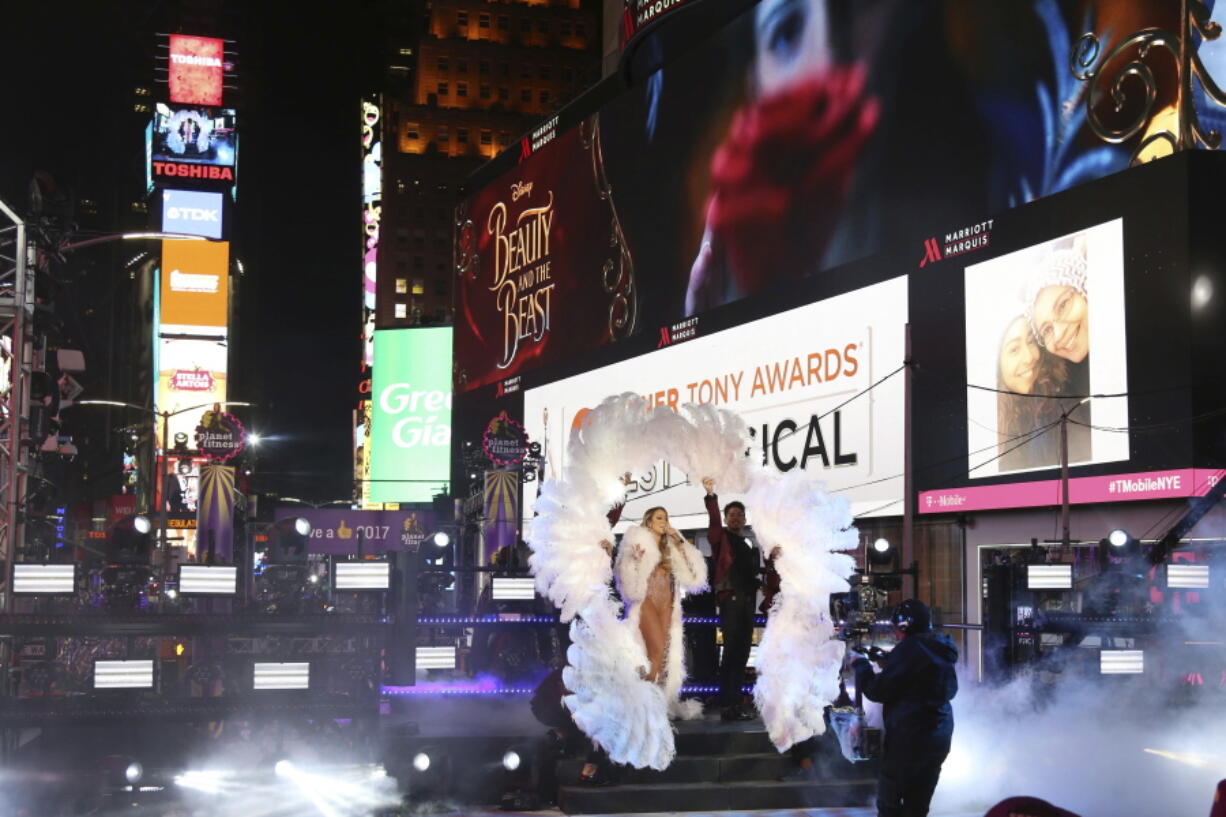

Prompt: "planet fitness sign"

[195,410,247,462]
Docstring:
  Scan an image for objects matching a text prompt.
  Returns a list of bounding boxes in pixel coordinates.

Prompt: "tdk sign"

[162,189,224,239]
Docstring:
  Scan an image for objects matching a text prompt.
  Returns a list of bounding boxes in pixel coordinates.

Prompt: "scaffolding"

[0,197,34,612]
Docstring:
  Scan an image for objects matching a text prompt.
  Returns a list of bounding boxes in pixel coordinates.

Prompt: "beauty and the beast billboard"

[457,0,1226,393]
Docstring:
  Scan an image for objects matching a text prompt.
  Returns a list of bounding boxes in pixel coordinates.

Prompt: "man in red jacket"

[702,477,777,721]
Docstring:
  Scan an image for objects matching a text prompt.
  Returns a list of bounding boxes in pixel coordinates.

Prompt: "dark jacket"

[704,494,779,609]
[853,632,958,748]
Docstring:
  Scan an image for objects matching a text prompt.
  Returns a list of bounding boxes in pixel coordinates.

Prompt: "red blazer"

[705,494,779,610]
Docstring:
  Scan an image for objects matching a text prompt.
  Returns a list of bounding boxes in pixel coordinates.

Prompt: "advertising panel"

[168,34,225,106]
[155,337,228,449]
[151,104,237,181]
[272,508,436,554]
[361,97,382,373]
[161,189,224,239]
[457,2,1190,392]
[369,328,453,504]
[353,400,377,509]
[964,219,1128,478]
[523,276,907,526]
[161,240,229,331]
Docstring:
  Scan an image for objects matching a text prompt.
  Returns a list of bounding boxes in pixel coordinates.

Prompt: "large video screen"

[369,328,452,503]
[455,2,1158,392]
[523,276,907,528]
[964,219,1128,478]
[160,239,229,333]
[152,103,237,167]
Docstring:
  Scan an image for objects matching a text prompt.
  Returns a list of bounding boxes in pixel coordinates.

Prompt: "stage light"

[412,752,431,773]
[165,588,178,599]
[416,646,457,669]
[335,560,391,590]
[308,574,320,584]
[248,432,262,446]
[1027,564,1073,590]
[1167,564,1210,589]
[502,751,521,771]
[432,531,451,548]
[133,515,152,535]
[94,660,154,689]
[294,517,311,537]
[275,760,294,778]
[867,537,897,568]
[178,565,238,595]
[1108,529,1130,548]
[253,662,310,690]
[125,762,143,784]
[491,577,535,600]
[1101,649,1144,675]
[13,563,75,594]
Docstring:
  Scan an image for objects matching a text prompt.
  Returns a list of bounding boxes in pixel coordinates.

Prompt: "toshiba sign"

[168,35,225,106]
[162,189,223,239]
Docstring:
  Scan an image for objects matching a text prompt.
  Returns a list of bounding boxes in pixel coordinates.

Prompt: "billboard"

[161,189,224,239]
[523,276,907,526]
[456,1,1180,392]
[155,337,228,449]
[361,97,382,372]
[272,508,437,554]
[964,219,1128,478]
[161,240,229,332]
[168,34,225,106]
[152,103,237,168]
[369,328,452,503]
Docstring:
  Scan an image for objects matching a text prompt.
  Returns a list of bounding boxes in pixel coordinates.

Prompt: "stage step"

[554,721,876,814]
[557,778,876,814]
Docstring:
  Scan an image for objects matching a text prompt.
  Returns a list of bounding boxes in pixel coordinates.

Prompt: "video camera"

[830,573,894,646]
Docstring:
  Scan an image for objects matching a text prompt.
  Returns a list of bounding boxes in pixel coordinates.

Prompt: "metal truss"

[0,198,33,613]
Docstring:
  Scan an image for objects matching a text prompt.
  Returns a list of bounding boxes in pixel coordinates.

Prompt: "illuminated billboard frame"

[161,189,224,239]
[369,328,452,503]
[168,34,225,106]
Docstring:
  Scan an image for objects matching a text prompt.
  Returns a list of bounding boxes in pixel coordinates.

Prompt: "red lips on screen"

[706,64,879,294]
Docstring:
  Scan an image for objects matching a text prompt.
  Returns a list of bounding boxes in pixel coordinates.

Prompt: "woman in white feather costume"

[615,507,708,720]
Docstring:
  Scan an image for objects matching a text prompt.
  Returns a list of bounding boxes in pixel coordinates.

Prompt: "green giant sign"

[370,327,452,503]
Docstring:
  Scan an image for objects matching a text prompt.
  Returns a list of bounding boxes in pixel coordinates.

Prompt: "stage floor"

[431,804,985,809]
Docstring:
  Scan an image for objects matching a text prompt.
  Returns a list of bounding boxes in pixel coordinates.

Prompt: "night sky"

[2,2,378,502]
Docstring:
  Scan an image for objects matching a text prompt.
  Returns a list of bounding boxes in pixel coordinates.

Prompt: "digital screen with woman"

[964,219,1129,478]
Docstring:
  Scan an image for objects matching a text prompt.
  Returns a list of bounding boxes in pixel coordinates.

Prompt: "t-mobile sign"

[162,189,223,239]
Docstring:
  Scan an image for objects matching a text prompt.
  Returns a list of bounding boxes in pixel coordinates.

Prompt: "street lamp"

[76,399,253,556]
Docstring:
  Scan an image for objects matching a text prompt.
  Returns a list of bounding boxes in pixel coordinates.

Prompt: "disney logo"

[511,181,533,201]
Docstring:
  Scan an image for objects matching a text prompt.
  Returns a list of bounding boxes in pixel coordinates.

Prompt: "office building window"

[457,128,469,143]
[480,84,491,99]
[456,82,468,97]
[480,130,492,144]
[395,303,408,319]
[478,12,490,28]
[406,124,420,140]
[437,55,449,71]
[457,59,468,73]
[412,279,426,295]
[437,126,449,142]
[437,81,448,96]
[539,65,551,80]
[498,15,509,30]
[395,278,408,294]
[479,60,490,75]
[521,88,532,103]
[498,87,509,101]
[457,10,468,26]
[539,90,549,104]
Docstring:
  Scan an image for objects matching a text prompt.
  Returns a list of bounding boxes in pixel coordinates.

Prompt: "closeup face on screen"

[964,219,1129,477]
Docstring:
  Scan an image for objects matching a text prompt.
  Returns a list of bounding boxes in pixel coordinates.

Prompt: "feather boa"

[529,392,856,767]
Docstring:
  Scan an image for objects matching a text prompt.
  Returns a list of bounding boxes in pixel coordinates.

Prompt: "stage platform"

[382,700,884,815]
